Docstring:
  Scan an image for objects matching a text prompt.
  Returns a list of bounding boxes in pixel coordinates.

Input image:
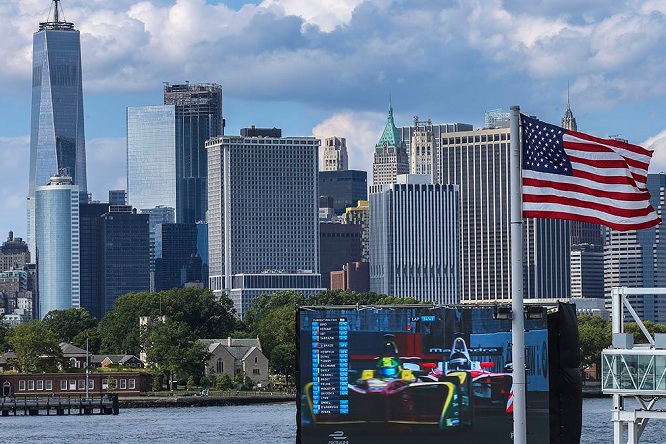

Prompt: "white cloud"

[312,111,384,175]
[86,137,127,201]
[643,130,666,174]
[259,0,372,32]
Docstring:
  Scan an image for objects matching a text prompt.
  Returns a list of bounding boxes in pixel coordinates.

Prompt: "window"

[119,379,127,389]
[88,380,94,390]
[28,380,35,391]
[254,357,258,363]
[78,380,85,390]
[102,379,108,390]
[19,380,25,391]
[46,380,52,391]
[69,380,76,390]
[61,380,67,391]
[253,369,260,375]
[128,379,136,390]
[216,358,223,373]
[37,380,43,391]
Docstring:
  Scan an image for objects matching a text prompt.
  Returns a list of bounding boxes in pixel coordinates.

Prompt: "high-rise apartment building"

[28,0,87,256]
[35,174,80,318]
[322,136,348,171]
[127,105,177,218]
[439,125,570,302]
[164,83,223,224]
[369,174,460,303]
[372,102,409,185]
[206,128,323,316]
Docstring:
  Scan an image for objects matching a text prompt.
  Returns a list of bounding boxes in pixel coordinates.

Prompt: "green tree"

[215,373,233,390]
[143,320,210,390]
[7,321,63,372]
[98,288,237,355]
[234,371,254,390]
[270,343,296,384]
[578,315,611,379]
[42,308,98,344]
[186,375,195,391]
[0,315,9,353]
[624,321,666,344]
[107,375,117,391]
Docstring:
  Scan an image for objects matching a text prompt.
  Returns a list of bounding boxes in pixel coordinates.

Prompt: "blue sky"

[3,0,666,239]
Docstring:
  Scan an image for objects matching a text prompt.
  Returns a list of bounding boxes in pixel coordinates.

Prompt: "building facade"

[127,105,177,217]
[322,136,348,171]
[28,1,87,256]
[570,244,604,299]
[439,126,570,302]
[372,102,409,185]
[164,83,223,224]
[369,174,460,304]
[154,223,202,291]
[319,223,362,290]
[342,200,369,262]
[604,173,666,322]
[318,170,367,215]
[398,119,474,184]
[206,129,322,316]
[35,174,80,318]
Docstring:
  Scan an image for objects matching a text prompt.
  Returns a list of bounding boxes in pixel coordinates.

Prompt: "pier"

[0,394,119,416]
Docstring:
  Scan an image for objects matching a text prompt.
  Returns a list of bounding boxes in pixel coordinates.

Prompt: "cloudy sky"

[3,0,666,239]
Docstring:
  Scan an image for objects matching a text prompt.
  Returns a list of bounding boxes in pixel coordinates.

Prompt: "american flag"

[521,114,660,231]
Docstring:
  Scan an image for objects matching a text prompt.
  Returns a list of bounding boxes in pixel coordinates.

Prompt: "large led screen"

[297,306,550,444]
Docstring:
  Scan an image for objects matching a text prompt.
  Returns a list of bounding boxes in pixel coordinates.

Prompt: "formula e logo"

[328,430,348,444]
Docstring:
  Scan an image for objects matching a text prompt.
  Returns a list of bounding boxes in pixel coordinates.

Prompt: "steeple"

[376,97,402,148]
[561,83,577,131]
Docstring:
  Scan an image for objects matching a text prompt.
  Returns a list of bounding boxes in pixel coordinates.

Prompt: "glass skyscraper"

[35,174,80,319]
[164,83,223,224]
[28,1,87,256]
[127,105,177,215]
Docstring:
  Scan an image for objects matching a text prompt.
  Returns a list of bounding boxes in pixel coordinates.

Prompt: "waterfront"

[3,397,666,443]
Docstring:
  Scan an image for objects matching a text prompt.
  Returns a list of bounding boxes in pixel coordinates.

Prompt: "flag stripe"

[521,114,660,231]
[523,209,660,231]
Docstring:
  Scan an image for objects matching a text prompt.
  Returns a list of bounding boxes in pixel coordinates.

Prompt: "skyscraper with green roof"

[372,100,409,185]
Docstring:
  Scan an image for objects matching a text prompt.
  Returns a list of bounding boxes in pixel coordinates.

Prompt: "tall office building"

[604,173,666,322]
[79,203,150,318]
[99,207,150,314]
[35,174,80,318]
[440,125,570,302]
[127,105,177,217]
[164,83,223,223]
[28,0,87,256]
[322,136,348,171]
[398,119,474,184]
[319,223,362,290]
[369,174,460,304]
[342,200,370,262]
[372,101,409,185]
[570,244,604,299]
[0,232,31,271]
[206,128,322,317]
[154,223,202,291]
[318,170,367,215]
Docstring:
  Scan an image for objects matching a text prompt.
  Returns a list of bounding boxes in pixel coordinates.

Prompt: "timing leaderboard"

[311,318,349,415]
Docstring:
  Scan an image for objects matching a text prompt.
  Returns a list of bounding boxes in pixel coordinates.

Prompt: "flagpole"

[510,105,527,444]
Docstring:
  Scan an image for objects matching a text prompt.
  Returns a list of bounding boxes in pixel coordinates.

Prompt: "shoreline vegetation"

[119,391,295,408]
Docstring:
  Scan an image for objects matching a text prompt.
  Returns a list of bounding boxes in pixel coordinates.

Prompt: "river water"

[2,397,665,443]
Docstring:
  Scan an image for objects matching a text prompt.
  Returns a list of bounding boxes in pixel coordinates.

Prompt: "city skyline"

[4,1,666,236]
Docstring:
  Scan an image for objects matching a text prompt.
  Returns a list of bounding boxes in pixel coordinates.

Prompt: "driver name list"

[311,318,349,416]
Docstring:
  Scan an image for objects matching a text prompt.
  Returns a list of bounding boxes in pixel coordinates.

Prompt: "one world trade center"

[28,0,87,255]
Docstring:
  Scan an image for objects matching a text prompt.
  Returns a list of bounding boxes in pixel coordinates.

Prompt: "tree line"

[0,287,417,390]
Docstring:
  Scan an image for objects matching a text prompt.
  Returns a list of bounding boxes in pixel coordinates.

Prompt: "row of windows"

[17,378,136,391]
